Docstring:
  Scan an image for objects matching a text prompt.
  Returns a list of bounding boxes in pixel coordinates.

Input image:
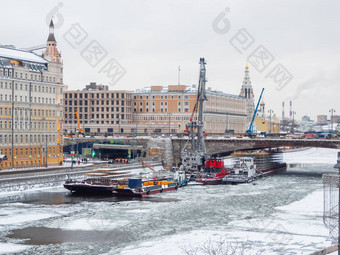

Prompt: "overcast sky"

[1,0,339,121]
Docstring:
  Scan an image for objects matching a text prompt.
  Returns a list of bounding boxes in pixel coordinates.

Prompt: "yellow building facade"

[254,115,280,134]
[0,20,64,169]
[133,85,248,134]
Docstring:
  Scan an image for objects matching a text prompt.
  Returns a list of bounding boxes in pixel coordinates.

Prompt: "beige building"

[0,20,64,169]
[317,115,328,125]
[63,82,133,135]
[254,101,280,134]
[331,115,340,124]
[254,116,280,134]
[133,85,248,134]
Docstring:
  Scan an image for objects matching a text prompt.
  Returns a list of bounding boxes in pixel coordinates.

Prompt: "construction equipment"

[75,107,83,135]
[181,58,209,170]
[142,161,156,172]
[245,88,265,137]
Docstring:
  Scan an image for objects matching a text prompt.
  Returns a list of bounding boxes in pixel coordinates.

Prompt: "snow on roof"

[133,86,244,99]
[0,46,47,64]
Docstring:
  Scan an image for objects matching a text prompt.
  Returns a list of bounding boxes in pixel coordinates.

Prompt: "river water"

[0,148,338,255]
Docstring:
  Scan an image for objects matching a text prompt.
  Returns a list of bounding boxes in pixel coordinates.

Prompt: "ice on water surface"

[0,148,337,254]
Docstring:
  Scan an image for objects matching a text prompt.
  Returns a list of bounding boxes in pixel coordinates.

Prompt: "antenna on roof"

[178,65,181,85]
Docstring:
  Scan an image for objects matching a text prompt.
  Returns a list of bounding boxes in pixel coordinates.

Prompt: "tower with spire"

[44,19,61,63]
[239,65,255,125]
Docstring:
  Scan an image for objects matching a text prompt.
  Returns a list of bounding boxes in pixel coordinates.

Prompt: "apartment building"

[133,85,248,134]
[0,20,64,169]
[63,82,133,134]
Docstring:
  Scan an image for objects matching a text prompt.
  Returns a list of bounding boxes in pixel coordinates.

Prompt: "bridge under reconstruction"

[64,137,340,169]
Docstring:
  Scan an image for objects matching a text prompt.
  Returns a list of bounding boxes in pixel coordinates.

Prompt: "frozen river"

[0,148,338,255]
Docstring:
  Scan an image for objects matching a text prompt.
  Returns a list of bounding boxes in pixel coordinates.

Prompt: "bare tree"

[181,238,263,255]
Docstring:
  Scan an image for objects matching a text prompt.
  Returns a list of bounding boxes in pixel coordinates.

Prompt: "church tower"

[239,65,255,125]
[44,19,61,63]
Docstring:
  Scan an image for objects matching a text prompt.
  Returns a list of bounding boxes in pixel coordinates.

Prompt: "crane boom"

[197,58,207,153]
[142,161,155,172]
[246,88,264,136]
[75,108,83,134]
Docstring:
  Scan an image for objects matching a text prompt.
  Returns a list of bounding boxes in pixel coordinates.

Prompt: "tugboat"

[112,178,178,197]
[222,157,262,184]
[232,150,287,176]
[196,157,230,185]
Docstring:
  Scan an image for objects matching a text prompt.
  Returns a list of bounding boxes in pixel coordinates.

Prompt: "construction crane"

[65,108,83,138]
[181,58,209,170]
[75,107,84,136]
[245,88,265,137]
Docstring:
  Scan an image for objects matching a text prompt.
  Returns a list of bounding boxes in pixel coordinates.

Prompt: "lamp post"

[168,113,172,135]
[134,111,138,137]
[292,111,296,134]
[334,152,340,255]
[45,134,48,167]
[268,109,273,136]
[330,109,336,134]
[118,118,120,134]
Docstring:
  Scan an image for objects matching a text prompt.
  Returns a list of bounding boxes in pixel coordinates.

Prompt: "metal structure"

[268,109,273,135]
[330,109,336,134]
[75,108,84,135]
[181,58,209,170]
[245,88,264,136]
[323,152,340,253]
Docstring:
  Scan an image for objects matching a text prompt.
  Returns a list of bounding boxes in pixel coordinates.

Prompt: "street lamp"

[118,118,120,134]
[134,111,138,137]
[330,109,336,134]
[45,134,48,167]
[268,109,273,136]
[168,113,172,135]
[292,111,296,134]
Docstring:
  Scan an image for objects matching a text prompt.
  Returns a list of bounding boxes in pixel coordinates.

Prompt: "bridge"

[64,136,340,168]
[172,138,340,164]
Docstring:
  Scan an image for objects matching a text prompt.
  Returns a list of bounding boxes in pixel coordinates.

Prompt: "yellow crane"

[75,107,83,135]
[65,108,83,137]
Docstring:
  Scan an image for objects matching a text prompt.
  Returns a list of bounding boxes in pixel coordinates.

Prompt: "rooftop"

[0,46,48,64]
[133,85,245,99]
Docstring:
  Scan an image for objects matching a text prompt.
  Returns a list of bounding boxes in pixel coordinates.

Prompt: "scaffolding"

[323,174,340,241]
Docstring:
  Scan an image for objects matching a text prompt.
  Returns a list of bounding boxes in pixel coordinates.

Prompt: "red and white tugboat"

[196,157,230,185]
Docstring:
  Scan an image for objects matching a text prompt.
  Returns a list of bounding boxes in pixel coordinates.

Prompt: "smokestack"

[282,102,285,120]
[289,101,292,119]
